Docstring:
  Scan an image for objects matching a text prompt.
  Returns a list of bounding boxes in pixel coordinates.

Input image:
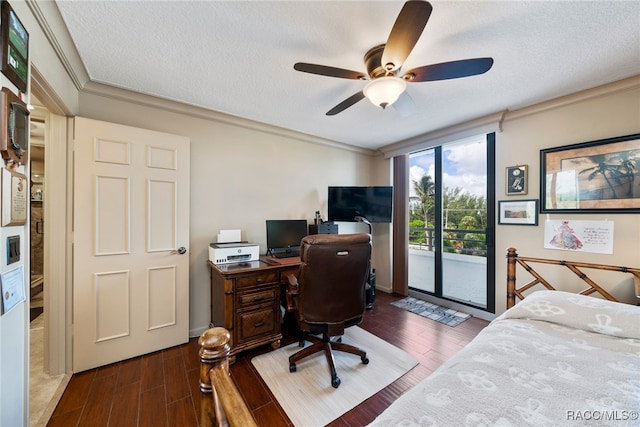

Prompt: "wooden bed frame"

[199,248,640,425]
[506,247,640,308]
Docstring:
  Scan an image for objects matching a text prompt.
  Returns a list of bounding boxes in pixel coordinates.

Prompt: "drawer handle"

[254,321,265,328]
[252,296,266,302]
[256,278,263,283]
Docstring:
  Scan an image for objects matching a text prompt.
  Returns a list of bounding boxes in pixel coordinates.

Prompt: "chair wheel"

[332,376,341,388]
[289,363,296,373]
[361,356,369,364]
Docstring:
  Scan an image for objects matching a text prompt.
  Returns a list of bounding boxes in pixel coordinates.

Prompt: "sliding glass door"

[408,134,495,311]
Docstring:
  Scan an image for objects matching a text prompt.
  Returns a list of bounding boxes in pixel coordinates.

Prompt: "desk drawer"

[237,308,277,342]
[236,272,278,289]
[237,288,277,309]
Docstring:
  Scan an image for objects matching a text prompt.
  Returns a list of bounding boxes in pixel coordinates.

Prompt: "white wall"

[494,79,640,314]
[0,0,80,423]
[77,89,385,336]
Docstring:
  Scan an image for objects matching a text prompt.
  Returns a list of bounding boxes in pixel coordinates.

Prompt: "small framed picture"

[1,168,27,226]
[505,165,527,195]
[498,199,538,226]
[1,1,29,93]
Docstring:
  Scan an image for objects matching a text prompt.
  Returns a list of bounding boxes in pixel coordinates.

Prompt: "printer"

[209,242,260,265]
[209,229,260,264]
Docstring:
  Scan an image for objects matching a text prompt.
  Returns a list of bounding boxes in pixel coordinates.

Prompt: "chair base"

[288,333,369,388]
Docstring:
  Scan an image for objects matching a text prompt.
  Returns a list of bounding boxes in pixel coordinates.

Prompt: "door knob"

[177,247,187,254]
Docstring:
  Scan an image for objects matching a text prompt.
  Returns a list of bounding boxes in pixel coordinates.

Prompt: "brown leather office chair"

[285,233,372,388]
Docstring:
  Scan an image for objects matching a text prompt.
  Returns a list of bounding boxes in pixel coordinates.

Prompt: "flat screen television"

[265,219,308,256]
[328,186,393,223]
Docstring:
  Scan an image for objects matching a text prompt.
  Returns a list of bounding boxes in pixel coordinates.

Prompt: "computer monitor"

[266,219,308,257]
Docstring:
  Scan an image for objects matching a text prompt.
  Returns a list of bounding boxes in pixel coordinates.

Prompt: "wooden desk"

[208,256,301,361]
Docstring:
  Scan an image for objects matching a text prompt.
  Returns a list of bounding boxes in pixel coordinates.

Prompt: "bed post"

[198,327,257,427]
[506,248,518,309]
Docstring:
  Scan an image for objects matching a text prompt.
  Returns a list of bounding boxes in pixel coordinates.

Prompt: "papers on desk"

[1,265,25,315]
[217,229,242,243]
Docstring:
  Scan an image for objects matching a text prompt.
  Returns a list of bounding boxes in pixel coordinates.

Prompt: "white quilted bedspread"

[369,291,640,426]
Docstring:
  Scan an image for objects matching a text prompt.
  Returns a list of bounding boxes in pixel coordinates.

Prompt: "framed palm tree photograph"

[540,133,640,213]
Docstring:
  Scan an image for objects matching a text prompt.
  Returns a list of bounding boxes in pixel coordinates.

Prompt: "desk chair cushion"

[294,233,371,336]
[286,233,372,388]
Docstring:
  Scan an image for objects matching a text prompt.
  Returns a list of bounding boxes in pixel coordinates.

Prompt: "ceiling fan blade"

[403,57,494,82]
[381,0,433,73]
[294,63,366,80]
[326,91,366,116]
[392,91,416,117]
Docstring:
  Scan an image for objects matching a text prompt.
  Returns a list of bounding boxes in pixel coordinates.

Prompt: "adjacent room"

[0,1,638,426]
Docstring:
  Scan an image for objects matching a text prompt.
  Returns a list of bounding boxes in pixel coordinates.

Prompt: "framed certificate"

[1,265,24,315]
[1,167,27,226]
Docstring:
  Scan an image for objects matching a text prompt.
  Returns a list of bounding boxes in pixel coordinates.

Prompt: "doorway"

[407,133,496,313]
[28,102,69,425]
[30,127,44,322]
[27,67,73,422]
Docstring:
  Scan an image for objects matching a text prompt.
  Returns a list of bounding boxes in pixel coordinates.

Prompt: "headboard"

[505,247,640,308]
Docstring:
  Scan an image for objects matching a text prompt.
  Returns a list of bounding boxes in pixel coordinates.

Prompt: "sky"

[409,137,487,198]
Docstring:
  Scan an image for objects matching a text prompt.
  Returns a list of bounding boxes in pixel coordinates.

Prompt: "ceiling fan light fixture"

[363,76,407,109]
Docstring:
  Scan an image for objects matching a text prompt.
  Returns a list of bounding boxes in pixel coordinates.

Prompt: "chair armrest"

[286,274,299,311]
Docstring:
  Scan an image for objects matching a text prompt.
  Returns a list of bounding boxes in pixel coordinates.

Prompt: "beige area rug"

[251,326,418,426]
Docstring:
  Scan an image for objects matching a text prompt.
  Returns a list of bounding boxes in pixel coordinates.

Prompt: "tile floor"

[29,289,70,426]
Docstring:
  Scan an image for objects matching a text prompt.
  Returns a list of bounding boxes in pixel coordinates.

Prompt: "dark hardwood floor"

[47,292,488,426]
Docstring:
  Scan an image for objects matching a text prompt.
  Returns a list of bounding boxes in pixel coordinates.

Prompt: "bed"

[368,248,640,426]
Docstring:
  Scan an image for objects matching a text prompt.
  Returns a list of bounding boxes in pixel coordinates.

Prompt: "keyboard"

[274,252,300,259]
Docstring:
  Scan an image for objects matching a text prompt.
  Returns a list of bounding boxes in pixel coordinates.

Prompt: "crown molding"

[81,81,377,156]
[379,75,640,158]
[379,111,507,159]
[504,75,640,122]
[26,0,89,90]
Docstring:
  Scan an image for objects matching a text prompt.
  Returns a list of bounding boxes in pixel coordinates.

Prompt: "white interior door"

[73,117,190,372]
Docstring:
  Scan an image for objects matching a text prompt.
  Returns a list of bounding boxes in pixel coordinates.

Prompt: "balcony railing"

[409,227,487,257]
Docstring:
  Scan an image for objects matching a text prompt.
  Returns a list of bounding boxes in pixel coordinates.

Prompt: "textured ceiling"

[54,1,640,151]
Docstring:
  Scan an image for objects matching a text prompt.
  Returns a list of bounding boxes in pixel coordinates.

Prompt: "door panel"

[148,179,176,251]
[95,270,130,342]
[73,117,190,372]
[95,175,130,255]
[148,265,177,330]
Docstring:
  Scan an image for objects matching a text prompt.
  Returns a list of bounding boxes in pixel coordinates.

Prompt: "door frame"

[31,66,72,375]
[402,133,496,321]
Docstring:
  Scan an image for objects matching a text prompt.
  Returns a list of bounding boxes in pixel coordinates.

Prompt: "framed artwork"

[498,199,538,226]
[505,165,527,195]
[1,1,29,93]
[1,167,27,226]
[540,133,640,213]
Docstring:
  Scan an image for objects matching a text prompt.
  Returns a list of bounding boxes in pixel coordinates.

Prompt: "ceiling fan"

[293,0,494,116]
